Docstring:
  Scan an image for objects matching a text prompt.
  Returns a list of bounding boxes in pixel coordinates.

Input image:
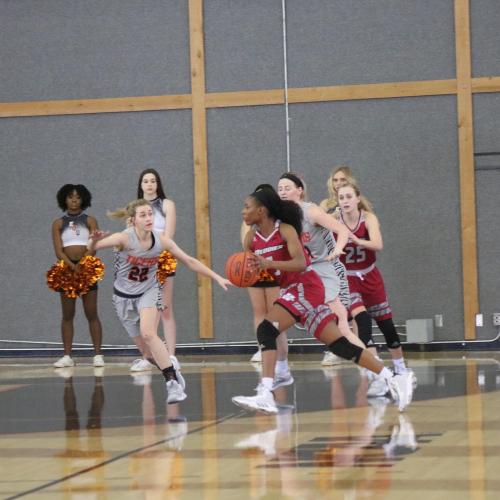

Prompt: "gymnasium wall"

[0,0,498,350]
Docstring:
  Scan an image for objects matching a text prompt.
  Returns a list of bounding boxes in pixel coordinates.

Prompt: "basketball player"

[87,199,231,403]
[231,185,413,414]
[129,168,178,374]
[336,182,415,394]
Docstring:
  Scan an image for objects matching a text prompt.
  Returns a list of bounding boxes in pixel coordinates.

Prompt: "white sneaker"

[232,384,278,414]
[250,350,262,363]
[93,355,105,367]
[235,429,278,456]
[383,414,418,457]
[170,355,186,390]
[321,351,344,366]
[272,370,294,390]
[395,367,418,389]
[166,380,187,404]
[366,374,389,397]
[387,372,414,412]
[130,358,154,372]
[54,355,75,368]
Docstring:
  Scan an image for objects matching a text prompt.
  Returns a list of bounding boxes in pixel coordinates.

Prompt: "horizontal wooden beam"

[1,77,499,118]
[288,79,457,103]
[0,94,191,118]
[472,76,500,94]
[205,89,284,108]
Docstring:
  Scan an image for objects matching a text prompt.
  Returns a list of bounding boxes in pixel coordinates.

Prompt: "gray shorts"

[312,260,341,304]
[112,286,163,338]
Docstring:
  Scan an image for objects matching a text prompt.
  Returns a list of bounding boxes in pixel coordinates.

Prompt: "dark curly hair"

[56,184,92,211]
[137,168,166,200]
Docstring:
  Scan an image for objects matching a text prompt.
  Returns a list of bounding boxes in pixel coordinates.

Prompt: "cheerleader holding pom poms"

[49,184,104,369]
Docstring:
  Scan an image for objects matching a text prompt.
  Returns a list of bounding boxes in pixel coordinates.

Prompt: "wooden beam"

[205,89,284,108]
[472,76,500,94]
[3,77,500,119]
[189,0,213,339]
[288,79,457,103]
[0,94,191,118]
[455,0,479,340]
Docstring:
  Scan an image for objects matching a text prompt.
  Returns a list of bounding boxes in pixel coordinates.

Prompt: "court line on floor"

[5,409,245,500]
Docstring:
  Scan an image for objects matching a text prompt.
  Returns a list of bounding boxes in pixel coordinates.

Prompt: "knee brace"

[256,319,280,352]
[376,319,401,349]
[355,311,374,347]
[328,337,363,364]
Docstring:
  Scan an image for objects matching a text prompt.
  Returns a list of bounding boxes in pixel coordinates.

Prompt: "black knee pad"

[256,319,280,351]
[376,319,401,349]
[355,311,374,347]
[328,337,363,364]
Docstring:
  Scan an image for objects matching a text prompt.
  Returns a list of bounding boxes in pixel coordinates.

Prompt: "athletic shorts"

[347,266,392,321]
[112,286,163,338]
[275,270,338,340]
[311,260,341,303]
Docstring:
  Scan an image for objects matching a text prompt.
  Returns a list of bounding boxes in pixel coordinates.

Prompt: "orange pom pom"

[156,251,177,285]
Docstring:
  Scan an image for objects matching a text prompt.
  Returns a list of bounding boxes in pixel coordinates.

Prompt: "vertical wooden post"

[189,0,213,338]
[454,0,479,339]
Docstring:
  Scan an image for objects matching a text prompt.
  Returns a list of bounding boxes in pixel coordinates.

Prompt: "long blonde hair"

[107,199,151,220]
[321,165,358,211]
[338,182,374,214]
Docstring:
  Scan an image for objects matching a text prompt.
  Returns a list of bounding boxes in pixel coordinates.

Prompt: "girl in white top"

[51,184,104,369]
[131,169,177,372]
[88,199,230,403]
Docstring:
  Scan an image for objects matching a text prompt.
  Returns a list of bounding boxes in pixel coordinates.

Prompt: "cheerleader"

[51,184,104,368]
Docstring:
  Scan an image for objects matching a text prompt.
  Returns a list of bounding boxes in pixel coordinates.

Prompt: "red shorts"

[275,270,338,339]
[347,266,392,321]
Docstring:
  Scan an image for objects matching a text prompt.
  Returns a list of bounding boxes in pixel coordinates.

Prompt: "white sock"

[275,360,289,375]
[393,357,407,373]
[261,377,274,391]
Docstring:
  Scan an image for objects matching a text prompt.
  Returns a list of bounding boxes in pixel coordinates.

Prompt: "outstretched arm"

[308,204,349,259]
[87,230,128,252]
[161,236,231,290]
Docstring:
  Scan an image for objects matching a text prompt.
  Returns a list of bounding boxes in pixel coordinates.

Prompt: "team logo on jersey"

[281,293,295,302]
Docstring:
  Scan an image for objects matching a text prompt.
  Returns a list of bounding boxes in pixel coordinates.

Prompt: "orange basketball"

[225,251,259,287]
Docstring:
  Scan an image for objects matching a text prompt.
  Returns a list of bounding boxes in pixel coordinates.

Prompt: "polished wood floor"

[1,353,500,499]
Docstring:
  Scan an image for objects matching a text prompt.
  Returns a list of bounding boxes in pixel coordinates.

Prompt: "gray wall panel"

[0,110,199,347]
[207,105,287,342]
[471,0,500,77]
[0,0,190,101]
[474,93,500,338]
[287,96,463,340]
[286,0,456,87]
[204,0,284,92]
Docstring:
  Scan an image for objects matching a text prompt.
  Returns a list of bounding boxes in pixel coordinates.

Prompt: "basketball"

[225,251,259,287]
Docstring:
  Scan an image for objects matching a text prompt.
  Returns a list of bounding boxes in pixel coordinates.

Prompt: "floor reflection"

[0,356,499,499]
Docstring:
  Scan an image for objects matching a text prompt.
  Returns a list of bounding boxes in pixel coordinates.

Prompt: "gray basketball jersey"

[113,227,164,295]
[300,201,337,263]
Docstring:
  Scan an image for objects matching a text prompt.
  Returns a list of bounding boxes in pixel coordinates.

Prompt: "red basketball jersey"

[339,212,377,272]
[250,221,311,288]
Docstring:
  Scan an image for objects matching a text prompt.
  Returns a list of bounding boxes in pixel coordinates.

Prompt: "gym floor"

[1,352,499,499]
